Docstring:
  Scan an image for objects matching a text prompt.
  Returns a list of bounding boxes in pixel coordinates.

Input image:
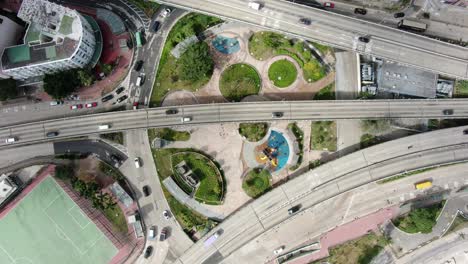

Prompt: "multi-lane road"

[2,99,468,147]
[157,0,468,79]
[173,125,468,264]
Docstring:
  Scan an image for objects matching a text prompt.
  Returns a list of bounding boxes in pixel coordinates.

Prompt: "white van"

[5,137,17,143]
[248,1,261,10]
[98,124,110,130]
[134,157,141,168]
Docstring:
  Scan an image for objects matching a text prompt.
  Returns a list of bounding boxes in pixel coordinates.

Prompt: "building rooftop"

[1,0,82,70]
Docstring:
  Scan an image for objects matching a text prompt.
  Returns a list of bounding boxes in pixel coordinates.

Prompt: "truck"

[204,231,221,247]
[248,1,261,10]
[415,180,432,190]
[397,19,427,32]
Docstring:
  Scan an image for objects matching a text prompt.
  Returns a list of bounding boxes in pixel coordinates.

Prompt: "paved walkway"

[163,177,225,220]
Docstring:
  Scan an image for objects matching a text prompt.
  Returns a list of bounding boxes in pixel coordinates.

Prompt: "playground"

[0,176,117,264]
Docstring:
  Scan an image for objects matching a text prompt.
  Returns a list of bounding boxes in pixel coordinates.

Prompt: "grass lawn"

[150,14,222,106]
[288,122,304,170]
[249,31,327,83]
[127,0,160,17]
[242,168,271,198]
[454,80,468,98]
[315,232,389,264]
[239,123,269,142]
[148,128,190,143]
[360,133,381,149]
[311,121,337,151]
[268,59,297,88]
[103,204,128,233]
[393,201,445,234]
[314,82,335,100]
[219,63,261,101]
[100,132,124,145]
[172,152,223,204]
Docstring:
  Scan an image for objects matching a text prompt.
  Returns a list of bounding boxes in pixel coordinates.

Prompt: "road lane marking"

[341,193,355,224]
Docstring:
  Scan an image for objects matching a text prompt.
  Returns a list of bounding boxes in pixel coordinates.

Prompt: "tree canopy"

[0,78,18,101]
[179,42,213,82]
[43,69,81,99]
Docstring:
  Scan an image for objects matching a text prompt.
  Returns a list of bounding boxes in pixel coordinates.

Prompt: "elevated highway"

[2,99,468,148]
[157,0,468,79]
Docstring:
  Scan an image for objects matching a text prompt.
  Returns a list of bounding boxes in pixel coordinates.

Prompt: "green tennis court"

[0,176,117,264]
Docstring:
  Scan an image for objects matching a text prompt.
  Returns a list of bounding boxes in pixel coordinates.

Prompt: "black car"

[288,205,301,215]
[299,18,311,25]
[115,87,125,94]
[116,95,128,103]
[152,21,161,32]
[358,36,370,43]
[101,94,114,102]
[272,112,284,118]
[110,155,121,164]
[443,109,454,115]
[165,109,179,115]
[143,185,151,197]
[46,131,59,137]
[144,246,153,258]
[134,60,144,71]
[463,129,468,135]
[160,228,168,241]
[354,8,367,15]
[394,12,405,18]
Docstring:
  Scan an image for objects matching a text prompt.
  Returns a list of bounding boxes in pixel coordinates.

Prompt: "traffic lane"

[0,123,45,146]
[290,101,391,120]
[54,139,128,163]
[219,102,291,122]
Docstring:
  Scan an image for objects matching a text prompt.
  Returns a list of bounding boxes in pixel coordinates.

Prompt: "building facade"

[0,0,96,80]
[0,14,24,79]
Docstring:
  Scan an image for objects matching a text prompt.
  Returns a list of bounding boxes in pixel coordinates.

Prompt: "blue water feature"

[212,35,240,54]
[266,130,290,171]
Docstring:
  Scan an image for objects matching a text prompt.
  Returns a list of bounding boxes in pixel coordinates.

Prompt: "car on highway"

[143,185,151,197]
[273,246,285,255]
[248,1,261,10]
[299,18,312,25]
[181,116,192,122]
[115,87,125,95]
[85,102,98,108]
[159,227,168,241]
[162,210,170,220]
[152,21,160,32]
[272,112,284,118]
[464,129,468,135]
[50,100,63,106]
[288,205,301,215]
[443,109,454,115]
[354,8,367,15]
[5,137,17,144]
[323,2,334,8]
[148,226,157,240]
[116,95,128,103]
[394,12,405,18]
[70,104,83,110]
[101,94,114,102]
[134,60,143,72]
[46,131,59,137]
[136,74,146,86]
[160,8,172,18]
[134,157,141,168]
[165,108,179,115]
[358,36,370,43]
[144,246,153,258]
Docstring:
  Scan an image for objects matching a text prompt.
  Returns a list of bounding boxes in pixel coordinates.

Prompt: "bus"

[397,19,427,32]
[135,31,142,48]
[415,180,432,190]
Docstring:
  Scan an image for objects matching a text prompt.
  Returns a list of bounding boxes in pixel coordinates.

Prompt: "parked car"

[288,205,301,215]
[165,108,179,115]
[50,100,63,106]
[159,227,168,241]
[134,157,141,168]
[358,36,370,43]
[144,246,153,258]
[272,112,284,118]
[148,226,157,240]
[116,95,128,103]
[394,12,405,18]
[160,8,172,18]
[46,131,59,137]
[273,246,285,255]
[110,155,121,165]
[134,60,144,72]
[323,2,334,8]
[70,104,83,110]
[443,109,454,115]
[101,94,114,102]
[143,185,151,197]
[5,137,17,143]
[163,210,170,220]
[354,8,367,15]
[115,87,125,94]
[463,129,468,135]
[152,21,161,32]
[85,102,98,108]
[133,102,139,110]
[299,18,312,25]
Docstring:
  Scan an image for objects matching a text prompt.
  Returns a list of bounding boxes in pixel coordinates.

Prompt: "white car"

[160,8,172,18]
[273,246,284,255]
[162,210,170,220]
[134,157,141,168]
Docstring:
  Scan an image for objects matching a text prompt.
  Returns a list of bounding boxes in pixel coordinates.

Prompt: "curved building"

[0,0,97,80]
